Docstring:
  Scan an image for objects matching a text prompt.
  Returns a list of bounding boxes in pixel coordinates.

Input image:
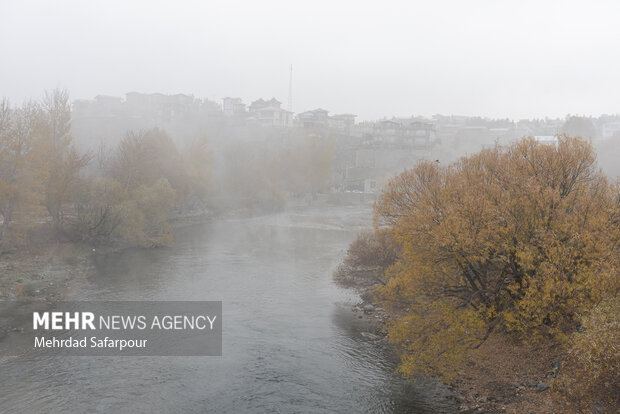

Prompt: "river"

[0,206,456,413]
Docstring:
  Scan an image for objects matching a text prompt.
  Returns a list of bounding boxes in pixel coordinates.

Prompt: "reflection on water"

[0,207,455,413]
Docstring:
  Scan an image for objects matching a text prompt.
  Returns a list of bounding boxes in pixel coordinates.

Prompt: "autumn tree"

[0,91,211,249]
[0,100,47,248]
[75,129,183,246]
[73,177,124,243]
[179,134,214,210]
[40,89,90,236]
[113,178,176,247]
[334,229,400,289]
[303,136,335,195]
[110,130,163,191]
[562,116,597,140]
[280,136,335,196]
[218,143,286,213]
[373,136,620,379]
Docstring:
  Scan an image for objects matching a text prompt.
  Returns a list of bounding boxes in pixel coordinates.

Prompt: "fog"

[2,0,620,120]
[1,2,620,413]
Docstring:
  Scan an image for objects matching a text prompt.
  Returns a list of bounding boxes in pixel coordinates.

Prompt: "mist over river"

[0,206,455,413]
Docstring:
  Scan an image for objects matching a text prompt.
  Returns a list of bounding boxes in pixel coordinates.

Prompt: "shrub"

[334,229,399,289]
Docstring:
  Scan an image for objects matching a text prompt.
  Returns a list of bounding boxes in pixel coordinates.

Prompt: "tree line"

[0,89,335,251]
[0,90,213,249]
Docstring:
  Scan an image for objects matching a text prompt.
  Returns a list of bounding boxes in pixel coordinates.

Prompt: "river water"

[0,206,455,413]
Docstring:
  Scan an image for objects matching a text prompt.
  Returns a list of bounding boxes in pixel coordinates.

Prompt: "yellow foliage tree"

[0,100,47,248]
[374,136,620,380]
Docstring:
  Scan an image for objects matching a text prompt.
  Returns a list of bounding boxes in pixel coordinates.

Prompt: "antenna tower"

[287,64,293,112]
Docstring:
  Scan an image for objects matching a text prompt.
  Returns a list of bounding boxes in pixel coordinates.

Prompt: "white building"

[602,121,620,140]
[534,135,559,144]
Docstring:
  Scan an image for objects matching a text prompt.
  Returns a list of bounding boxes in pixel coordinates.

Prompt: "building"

[297,109,329,129]
[328,114,357,133]
[249,98,282,112]
[363,119,435,149]
[535,135,559,144]
[72,95,123,118]
[124,92,199,121]
[602,121,620,140]
[403,122,434,149]
[222,97,245,117]
[248,98,293,128]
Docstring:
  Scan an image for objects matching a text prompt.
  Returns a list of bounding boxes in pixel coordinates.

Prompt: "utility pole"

[287,64,293,113]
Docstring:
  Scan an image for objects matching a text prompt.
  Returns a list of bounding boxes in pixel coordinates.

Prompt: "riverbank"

[452,334,571,414]
[0,242,95,302]
[345,282,577,414]
[0,210,217,353]
[0,209,215,303]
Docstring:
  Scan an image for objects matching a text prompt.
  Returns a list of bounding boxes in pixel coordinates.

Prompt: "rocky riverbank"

[343,282,572,414]
[0,243,95,303]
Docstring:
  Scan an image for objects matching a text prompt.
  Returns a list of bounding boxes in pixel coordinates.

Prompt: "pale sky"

[1,0,619,120]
